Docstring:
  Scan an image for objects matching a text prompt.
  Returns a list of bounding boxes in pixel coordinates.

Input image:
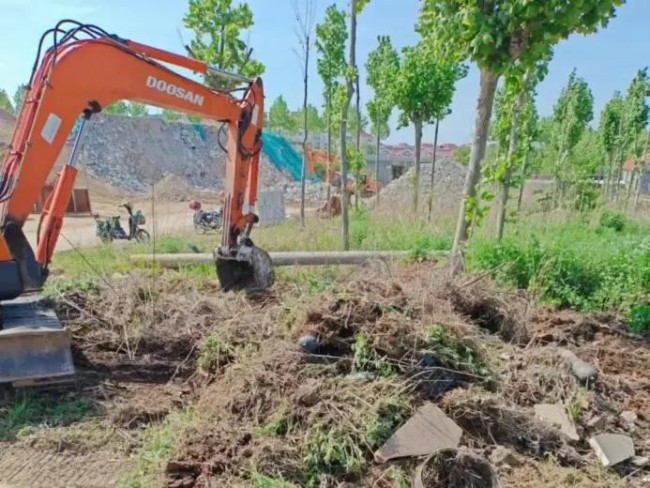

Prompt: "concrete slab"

[534,403,580,441]
[589,433,635,467]
[374,403,462,463]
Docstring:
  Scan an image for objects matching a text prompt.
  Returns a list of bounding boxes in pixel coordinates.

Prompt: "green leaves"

[392,42,466,129]
[0,88,12,113]
[268,96,297,134]
[418,0,625,75]
[183,0,264,88]
[365,35,399,141]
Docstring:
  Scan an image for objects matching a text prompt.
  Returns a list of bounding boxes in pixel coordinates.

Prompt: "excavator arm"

[0,21,273,302]
[0,21,274,385]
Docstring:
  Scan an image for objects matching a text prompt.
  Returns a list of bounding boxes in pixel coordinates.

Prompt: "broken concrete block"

[621,411,638,424]
[589,433,635,467]
[374,403,462,463]
[489,445,523,468]
[534,403,580,441]
[559,349,598,384]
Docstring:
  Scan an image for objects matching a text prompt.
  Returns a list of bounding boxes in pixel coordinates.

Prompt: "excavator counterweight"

[0,21,273,386]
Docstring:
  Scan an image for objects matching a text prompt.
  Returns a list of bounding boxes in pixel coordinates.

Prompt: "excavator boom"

[0,21,274,385]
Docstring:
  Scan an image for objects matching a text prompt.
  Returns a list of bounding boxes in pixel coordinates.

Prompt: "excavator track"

[0,296,75,387]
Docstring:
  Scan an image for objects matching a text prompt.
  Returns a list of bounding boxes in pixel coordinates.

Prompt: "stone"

[344,371,376,382]
[374,403,462,463]
[632,456,650,468]
[621,411,638,424]
[489,446,523,468]
[586,414,607,431]
[559,349,598,384]
[534,403,580,441]
[589,433,635,467]
[298,334,319,354]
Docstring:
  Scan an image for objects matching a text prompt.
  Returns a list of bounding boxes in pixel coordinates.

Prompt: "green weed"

[120,409,195,488]
[303,426,365,486]
[198,333,235,373]
[426,325,490,379]
[0,392,89,441]
[599,210,627,233]
[351,331,398,377]
[251,473,298,488]
[627,304,650,334]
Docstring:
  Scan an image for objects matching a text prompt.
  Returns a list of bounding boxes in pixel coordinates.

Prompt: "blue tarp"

[261,132,319,182]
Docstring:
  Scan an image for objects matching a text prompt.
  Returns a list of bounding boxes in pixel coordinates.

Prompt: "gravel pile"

[273,181,330,202]
[380,158,467,205]
[78,114,292,193]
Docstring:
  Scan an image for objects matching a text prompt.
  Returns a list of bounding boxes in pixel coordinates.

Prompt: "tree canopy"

[365,35,399,141]
[0,89,12,113]
[268,96,297,134]
[183,0,265,88]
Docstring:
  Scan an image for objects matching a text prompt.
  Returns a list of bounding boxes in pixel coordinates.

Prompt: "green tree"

[454,146,470,166]
[599,92,624,198]
[419,0,625,266]
[515,92,540,213]
[268,96,297,134]
[12,85,27,115]
[104,101,129,115]
[549,69,594,204]
[316,4,348,204]
[292,104,324,134]
[183,0,264,89]
[366,35,399,202]
[162,109,183,122]
[0,89,13,113]
[127,102,149,117]
[392,42,466,212]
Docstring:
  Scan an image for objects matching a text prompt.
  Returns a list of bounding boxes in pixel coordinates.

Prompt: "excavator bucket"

[0,295,75,386]
[215,244,275,293]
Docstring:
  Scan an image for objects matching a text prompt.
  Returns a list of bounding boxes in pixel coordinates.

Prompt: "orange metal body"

[0,30,264,295]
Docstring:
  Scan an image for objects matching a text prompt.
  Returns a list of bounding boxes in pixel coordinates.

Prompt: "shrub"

[627,304,650,334]
[599,210,626,233]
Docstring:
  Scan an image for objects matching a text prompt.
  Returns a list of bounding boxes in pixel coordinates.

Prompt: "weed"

[566,398,584,423]
[251,473,298,488]
[351,331,398,377]
[257,410,292,437]
[363,397,412,449]
[303,426,365,486]
[120,409,195,488]
[627,304,650,334]
[599,210,626,232]
[198,333,235,373]
[408,234,453,261]
[426,325,490,379]
[0,392,89,441]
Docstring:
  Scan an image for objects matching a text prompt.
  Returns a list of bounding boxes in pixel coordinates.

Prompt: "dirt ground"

[2,262,649,487]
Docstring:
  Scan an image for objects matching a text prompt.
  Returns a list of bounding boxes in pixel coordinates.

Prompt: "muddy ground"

[1,262,650,487]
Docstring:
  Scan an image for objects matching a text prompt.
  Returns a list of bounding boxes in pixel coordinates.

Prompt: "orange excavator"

[0,20,274,385]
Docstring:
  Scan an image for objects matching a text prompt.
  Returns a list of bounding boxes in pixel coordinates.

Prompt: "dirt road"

[23,200,313,254]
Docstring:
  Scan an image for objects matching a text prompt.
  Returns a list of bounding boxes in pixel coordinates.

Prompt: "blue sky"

[0,0,647,145]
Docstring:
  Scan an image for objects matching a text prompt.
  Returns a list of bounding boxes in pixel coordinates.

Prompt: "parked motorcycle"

[95,203,150,244]
[189,200,222,233]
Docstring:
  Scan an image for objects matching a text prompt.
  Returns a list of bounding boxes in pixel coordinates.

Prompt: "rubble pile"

[380,159,467,205]
[78,114,292,193]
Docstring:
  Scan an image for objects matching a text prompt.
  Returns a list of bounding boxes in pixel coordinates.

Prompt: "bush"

[599,210,626,233]
[627,304,650,334]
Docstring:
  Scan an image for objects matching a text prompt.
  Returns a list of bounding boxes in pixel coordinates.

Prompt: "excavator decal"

[145,76,205,106]
[0,20,275,386]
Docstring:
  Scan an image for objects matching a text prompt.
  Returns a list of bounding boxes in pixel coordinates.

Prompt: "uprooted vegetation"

[4,260,650,487]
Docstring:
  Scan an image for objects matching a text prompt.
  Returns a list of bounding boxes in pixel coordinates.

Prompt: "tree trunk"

[516,151,529,213]
[496,83,528,241]
[633,130,650,213]
[340,0,357,251]
[451,69,499,270]
[354,66,362,210]
[299,34,310,228]
[326,75,332,213]
[427,118,440,221]
[375,118,381,205]
[413,118,423,212]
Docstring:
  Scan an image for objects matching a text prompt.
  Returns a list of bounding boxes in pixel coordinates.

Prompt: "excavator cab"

[0,20,274,386]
